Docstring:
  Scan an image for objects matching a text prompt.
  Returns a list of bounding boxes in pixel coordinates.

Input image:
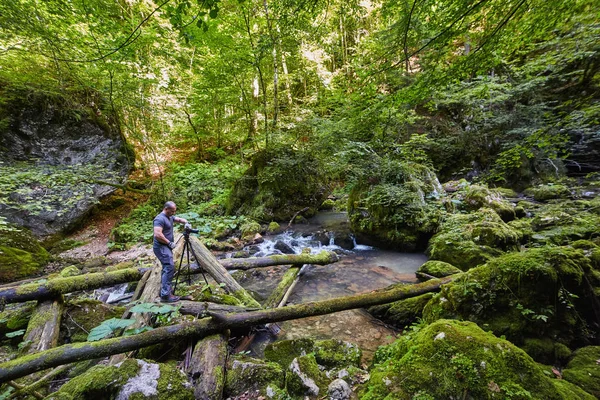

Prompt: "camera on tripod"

[184,223,199,235]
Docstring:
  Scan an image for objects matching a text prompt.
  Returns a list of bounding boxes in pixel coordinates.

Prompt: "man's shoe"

[160,294,181,303]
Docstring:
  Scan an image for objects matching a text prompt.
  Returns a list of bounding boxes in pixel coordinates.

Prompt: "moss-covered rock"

[313,339,362,369]
[226,145,329,222]
[463,184,516,221]
[46,359,194,400]
[348,160,445,250]
[286,354,328,397]
[59,265,81,277]
[0,226,49,282]
[562,346,600,397]
[264,338,316,370]
[361,319,594,400]
[524,184,571,201]
[320,199,335,210]
[0,303,34,336]
[529,201,600,245]
[416,260,462,280]
[368,293,434,329]
[427,208,522,270]
[423,246,597,350]
[60,299,125,343]
[224,356,284,398]
[240,220,262,241]
[520,338,572,366]
[267,221,281,233]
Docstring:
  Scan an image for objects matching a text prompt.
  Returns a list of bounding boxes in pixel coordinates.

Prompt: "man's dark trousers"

[153,244,175,298]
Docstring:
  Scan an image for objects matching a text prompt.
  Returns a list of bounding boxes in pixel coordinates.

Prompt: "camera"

[184,223,199,234]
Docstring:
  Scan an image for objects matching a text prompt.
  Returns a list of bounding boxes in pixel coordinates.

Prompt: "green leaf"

[6,329,25,338]
[87,318,136,342]
[123,326,154,336]
[209,8,218,19]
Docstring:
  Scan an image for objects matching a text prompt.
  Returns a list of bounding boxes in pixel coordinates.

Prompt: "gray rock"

[328,378,352,400]
[274,240,295,254]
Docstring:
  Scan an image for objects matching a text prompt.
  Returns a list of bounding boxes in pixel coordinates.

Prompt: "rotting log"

[178,301,258,317]
[0,251,339,305]
[0,275,458,383]
[220,251,338,270]
[0,268,150,304]
[189,236,261,308]
[21,298,63,354]
[187,333,229,400]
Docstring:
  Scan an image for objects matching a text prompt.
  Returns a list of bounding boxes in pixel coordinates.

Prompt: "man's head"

[163,201,177,217]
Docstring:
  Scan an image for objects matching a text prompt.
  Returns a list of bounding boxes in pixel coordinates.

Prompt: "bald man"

[153,201,188,302]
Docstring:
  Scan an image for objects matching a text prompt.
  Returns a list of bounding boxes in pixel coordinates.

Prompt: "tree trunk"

[264,266,301,308]
[0,276,457,383]
[220,251,338,270]
[187,333,229,400]
[21,298,63,354]
[188,236,261,308]
[0,268,149,304]
[178,301,258,317]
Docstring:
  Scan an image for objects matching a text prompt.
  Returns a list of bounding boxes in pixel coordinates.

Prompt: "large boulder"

[348,160,445,250]
[562,346,600,397]
[361,319,594,399]
[423,246,599,352]
[0,85,132,237]
[46,358,194,400]
[427,208,522,271]
[0,223,49,282]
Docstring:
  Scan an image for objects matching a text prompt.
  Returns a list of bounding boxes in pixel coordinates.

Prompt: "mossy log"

[0,275,456,383]
[189,236,261,308]
[21,298,63,354]
[187,333,229,400]
[178,301,258,317]
[220,251,338,270]
[0,268,150,304]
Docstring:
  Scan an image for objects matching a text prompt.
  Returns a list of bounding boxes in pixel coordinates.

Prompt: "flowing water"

[230,212,428,363]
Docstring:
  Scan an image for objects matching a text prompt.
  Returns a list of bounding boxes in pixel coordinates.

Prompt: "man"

[153,201,188,302]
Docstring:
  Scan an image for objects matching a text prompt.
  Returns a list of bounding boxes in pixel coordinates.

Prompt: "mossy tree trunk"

[21,298,63,355]
[0,276,457,383]
[178,301,258,317]
[220,251,338,270]
[187,333,229,400]
[189,237,261,308]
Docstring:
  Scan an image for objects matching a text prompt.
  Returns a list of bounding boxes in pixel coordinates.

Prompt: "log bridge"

[0,236,458,398]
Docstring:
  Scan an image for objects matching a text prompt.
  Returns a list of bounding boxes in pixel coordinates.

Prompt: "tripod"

[173,229,210,295]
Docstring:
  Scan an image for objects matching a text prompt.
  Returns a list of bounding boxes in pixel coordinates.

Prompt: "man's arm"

[174,216,188,224]
[153,226,171,245]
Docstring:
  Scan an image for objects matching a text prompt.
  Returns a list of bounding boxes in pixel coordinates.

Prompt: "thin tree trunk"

[220,251,338,270]
[0,276,457,383]
[21,298,63,354]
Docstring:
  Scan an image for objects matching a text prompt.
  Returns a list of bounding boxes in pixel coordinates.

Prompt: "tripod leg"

[173,239,188,294]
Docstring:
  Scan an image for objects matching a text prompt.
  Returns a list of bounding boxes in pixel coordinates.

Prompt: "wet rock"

[247,245,261,255]
[274,240,295,254]
[286,354,328,397]
[333,234,355,250]
[328,378,352,400]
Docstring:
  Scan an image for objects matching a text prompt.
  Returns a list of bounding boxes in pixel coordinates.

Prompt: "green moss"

[427,208,521,270]
[562,346,600,397]
[104,261,135,272]
[524,184,571,201]
[240,220,261,240]
[264,338,315,369]
[362,319,591,400]
[156,362,195,399]
[348,160,444,250]
[285,353,328,397]
[529,202,600,245]
[520,338,572,365]
[423,246,596,348]
[368,293,434,329]
[0,303,34,335]
[59,266,81,277]
[61,299,125,343]
[0,226,49,283]
[320,199,335,210]
[416,260,462,280]
[267,221,281,233]
[224,356,284,397]
[463,185,516,221]
[314,339,362,369]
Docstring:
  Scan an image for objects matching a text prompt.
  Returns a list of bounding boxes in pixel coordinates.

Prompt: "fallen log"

[189,236,261,308]
[0,268,149,304]
[187,333,229,400]
[220,251,338,270]
[178,301,258,317]
[0,275,458,382]
[0,251,339,305]
[21,298,63,354]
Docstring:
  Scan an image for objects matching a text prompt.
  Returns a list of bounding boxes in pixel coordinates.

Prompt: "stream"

[229,212,427,363]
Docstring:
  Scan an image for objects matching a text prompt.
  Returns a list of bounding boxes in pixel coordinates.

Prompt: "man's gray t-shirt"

[153,212,174,247]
